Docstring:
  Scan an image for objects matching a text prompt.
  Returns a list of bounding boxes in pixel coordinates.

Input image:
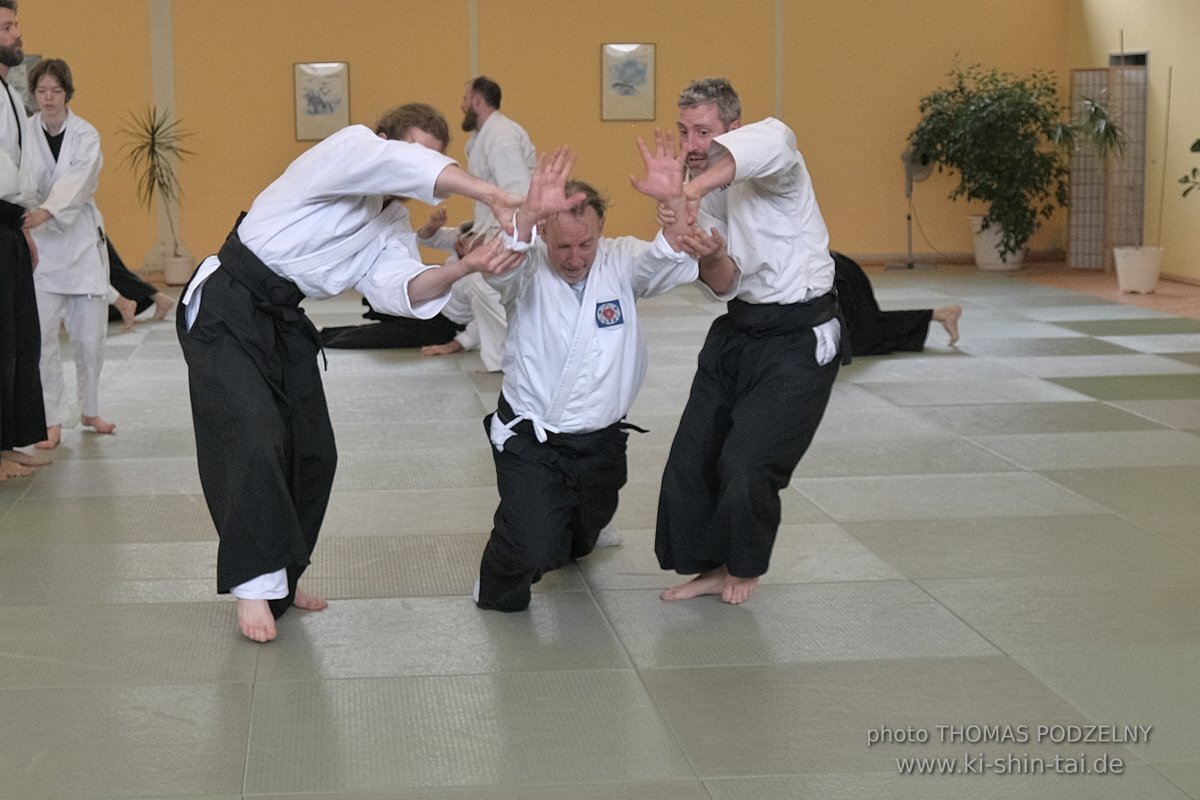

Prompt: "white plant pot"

[163,255,196,286]
[969,215,1024,270]
[1113,246,1163,294]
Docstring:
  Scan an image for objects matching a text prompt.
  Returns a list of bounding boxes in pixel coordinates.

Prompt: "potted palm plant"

[909,64,1123,269]
[119,105,195,285]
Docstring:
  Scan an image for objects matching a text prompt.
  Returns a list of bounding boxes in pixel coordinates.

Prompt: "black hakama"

[106,240,159,321]
[177,225,336,618]
[833,251,932,356]
[478,395,628,612]
[655,295,842,579]
[319,302,463,349]
[0,202,46,450]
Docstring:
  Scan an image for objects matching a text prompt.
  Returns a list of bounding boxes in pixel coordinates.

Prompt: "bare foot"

[293,587,328,611]
[36,425,61,449]
[933,305,962,345]
[237,598,277,642]
[661,566,730,601]
[722,574,760,605]
[0,457,35,479]
[82,415,117,435]
[113,294,137,330]
[151,292,175,321]
[1,447,51,467]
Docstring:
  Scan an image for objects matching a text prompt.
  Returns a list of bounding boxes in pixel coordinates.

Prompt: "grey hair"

[677,77,741,126]
[563,179,607,220]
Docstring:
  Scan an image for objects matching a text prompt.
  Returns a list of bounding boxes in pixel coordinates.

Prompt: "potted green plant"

[1181,138,1200,197]
[119,105,195,284]
[908,64,1122,269]
[1115,136,1200,294]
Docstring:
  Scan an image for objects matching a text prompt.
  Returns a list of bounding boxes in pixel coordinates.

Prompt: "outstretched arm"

[432,165,524,235]
[684,148,737,204]
[405,237,525,306]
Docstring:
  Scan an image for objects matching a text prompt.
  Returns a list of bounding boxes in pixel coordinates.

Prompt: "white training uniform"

[700,117,840,363]
[419,225,507,372]
[486,230,697,449]
[0,76,35,205]
[28,109,112,426]
[182,124,458,601]
[465,111,536,234]
[184,124,458,327]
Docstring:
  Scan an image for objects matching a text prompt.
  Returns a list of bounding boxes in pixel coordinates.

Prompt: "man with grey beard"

[0,0,47,480]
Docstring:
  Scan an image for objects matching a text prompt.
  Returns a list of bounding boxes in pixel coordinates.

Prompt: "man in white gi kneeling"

[474,132,737,612]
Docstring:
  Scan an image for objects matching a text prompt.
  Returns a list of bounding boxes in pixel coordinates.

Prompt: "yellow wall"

[21,0,155,264]
[171,0,475,257]
[1068,0,1200,281]
[782,0,1073,258]
[478,0,778,242]
[18,0,1197,278]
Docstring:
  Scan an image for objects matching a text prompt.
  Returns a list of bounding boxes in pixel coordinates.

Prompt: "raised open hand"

[522,146,586,221]
[630,128,685,202]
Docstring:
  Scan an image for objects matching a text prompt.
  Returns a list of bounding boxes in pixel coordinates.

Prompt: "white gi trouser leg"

[467,275,507,373]
[65,294,109,419]
[231,569,289,600]
[35,290,70,427]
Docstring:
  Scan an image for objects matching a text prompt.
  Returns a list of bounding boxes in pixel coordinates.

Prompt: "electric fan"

[886,146,935,270]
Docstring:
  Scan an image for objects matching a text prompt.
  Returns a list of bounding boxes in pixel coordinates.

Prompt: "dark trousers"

[478,399,628,612]
[0,211,46,450]
[107,241,158,321]
[320,310,462,349]
[177,229,336,619]
[656,298,840,578]
[833,251,931,355]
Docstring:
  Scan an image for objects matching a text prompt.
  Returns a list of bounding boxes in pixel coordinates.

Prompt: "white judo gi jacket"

[701,117,834,305]
[28,110,109,296]
[465,111,536,233]
[185,125,458,322]
[699,117,840,364]
[0,76,35,205]
[487,231,696,447]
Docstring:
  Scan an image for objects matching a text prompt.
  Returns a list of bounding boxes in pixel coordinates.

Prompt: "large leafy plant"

[909,64,1122,260]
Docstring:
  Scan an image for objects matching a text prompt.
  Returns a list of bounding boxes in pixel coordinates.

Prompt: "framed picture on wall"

[294,62,349,140]
[601,43,654,121]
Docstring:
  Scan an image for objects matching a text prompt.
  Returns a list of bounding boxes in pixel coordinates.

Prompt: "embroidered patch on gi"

[595,299,624,328]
